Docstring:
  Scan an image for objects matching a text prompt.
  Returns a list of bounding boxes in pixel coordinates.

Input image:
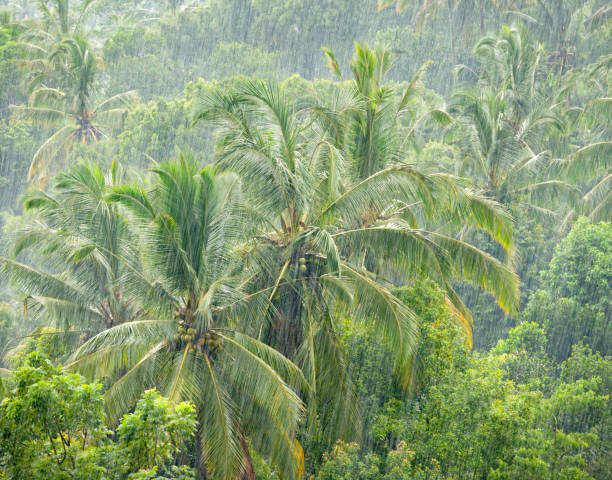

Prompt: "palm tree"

[449,88,569,213]
[563,91,612,222]
[449,26,576,216]
[67,156,306,480]
[0,160,141,339]
[317,43,517,272]
[470,24,547,125]
[12,34,137,185]
[19,0,97,92]
[192,72,518,443]
[554,49,611,223]
[440,25,610,348]
[451,24,612,224]
[320,43,452,180]
[34,0,95,37]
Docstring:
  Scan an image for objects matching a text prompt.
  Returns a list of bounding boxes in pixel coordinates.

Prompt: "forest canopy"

[0,1,610,480]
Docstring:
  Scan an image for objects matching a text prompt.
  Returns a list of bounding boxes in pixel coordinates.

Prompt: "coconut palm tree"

[470,24,548,127]
[551,49,611,223]
[12,34,137,185]
[34,0,95,37]
[67,155,306,480]
[449,87,570,213]
[19,0,97,92]
[0,160,141,339]
[563,91,612,222]
[317,43,516,272]
[320,43,452,180]
[449,25,578,216]
[451,24,612,224]
[192,74,518,443]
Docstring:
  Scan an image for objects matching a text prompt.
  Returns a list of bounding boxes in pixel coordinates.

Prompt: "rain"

[0,1,610,479]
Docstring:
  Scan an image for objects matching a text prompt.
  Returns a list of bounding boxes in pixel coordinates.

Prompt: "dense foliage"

[0,1,610,479]
[0,353,197,479]
[523,218,612,361]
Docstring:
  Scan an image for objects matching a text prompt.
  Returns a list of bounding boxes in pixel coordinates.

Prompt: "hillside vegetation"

[0,2,610,479]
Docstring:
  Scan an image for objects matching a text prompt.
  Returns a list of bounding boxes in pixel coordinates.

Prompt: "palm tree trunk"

[448,0,457,73]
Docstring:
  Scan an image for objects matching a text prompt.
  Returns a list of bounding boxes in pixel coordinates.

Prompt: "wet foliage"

[0,1,610,479]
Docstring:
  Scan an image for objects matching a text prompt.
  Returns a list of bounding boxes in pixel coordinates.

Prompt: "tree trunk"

[448,0,457,76]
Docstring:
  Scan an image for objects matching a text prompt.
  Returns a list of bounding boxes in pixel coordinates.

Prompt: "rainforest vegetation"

[0,1,610,479]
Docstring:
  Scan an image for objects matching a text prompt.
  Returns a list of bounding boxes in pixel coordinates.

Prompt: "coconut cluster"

[172,322,222,356]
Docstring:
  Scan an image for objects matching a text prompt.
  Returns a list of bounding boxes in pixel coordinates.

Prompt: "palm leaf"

[199,353,241,480]
[28,124,75,182]
[102,342,167,423]
[0,257,92,309]
[584,173,612,221]
[10,104,69,126]
[339,263,419,388]
[430,232,520,315]
[94,90,138,113]
[564,142,612,180]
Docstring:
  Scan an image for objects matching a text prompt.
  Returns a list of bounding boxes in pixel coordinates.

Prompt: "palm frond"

[94,90,138,113]
[339,263,419,388]
[430,232,520,315]
[199,353,241,480]
[30,295,104,329]
[102,342,167,423]
[220,332,305,479]
[397,60,432,116]
[0,257,92,309]
[28,125,75,182]
[10,104,69,126]
[563,142,612,180]
[580,97,612,128]
[334,223,451,283]
[106,185,156,220]
[318,164,438,223]
[584,173,612,221]
[298,312,362,442]
[222,332,308,393]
